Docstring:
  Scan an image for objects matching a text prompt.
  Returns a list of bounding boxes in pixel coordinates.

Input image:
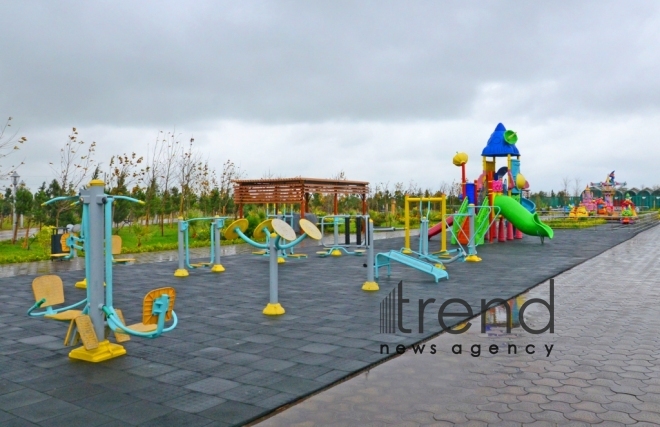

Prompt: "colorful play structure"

[449,123,554,246]
[400,123,554,271]
[28,180,178,362]
[368,123,554,285]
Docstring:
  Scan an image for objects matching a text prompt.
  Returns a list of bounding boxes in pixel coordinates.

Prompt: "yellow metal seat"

[112,287,176,338]
[112,235,135,264]
[32,275,82,321]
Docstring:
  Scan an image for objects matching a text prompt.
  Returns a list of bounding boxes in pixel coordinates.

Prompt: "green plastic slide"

[451,198,469,245]
[474,197,491,245]
[493,195,554,239]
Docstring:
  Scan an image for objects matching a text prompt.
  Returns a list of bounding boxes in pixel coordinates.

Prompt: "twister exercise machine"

[28,180,178,362]
[252,218,308,264]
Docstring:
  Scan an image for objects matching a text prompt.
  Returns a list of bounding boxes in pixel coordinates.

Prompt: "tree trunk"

[22,219,31,249]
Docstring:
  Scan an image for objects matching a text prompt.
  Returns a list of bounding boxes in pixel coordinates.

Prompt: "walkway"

[255,225,660,426]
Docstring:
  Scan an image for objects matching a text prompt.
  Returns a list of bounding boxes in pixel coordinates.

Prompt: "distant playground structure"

[569,171,648,224]
[437,123,554,250]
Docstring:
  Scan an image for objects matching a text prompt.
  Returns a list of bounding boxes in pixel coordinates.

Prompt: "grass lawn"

[0,223,246,265]
[545,218,608,229]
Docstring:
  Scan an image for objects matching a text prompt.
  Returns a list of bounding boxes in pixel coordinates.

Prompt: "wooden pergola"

[232,177,369,218]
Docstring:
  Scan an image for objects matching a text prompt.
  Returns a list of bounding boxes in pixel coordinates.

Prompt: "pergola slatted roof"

[232,177,369,216]
[233,177,369,204]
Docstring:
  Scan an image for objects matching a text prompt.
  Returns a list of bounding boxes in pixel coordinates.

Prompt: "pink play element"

[491,180,503,192]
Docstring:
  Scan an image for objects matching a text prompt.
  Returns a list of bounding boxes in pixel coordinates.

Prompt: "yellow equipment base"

[263,303,285,316]
[69,340,126,363]
[330,249,342,257]
[74,279,106,289]
[465,254,482,262]
[211,264,225,273]
[362,281,379,291]
[174,269,189,277]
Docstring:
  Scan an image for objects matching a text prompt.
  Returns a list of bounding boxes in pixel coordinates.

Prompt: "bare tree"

[560,176,570,205]
[105,152,145,191]
[48,128,97,226]
[219,159,243,215]
[177,137,205,216]
[0,117,27,177]
[572,177,583,198]
[143,135,164,226]
[157,130,180,235]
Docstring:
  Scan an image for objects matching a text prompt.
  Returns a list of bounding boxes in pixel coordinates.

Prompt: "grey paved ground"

[0,223,654,426]
[255,224,660,426]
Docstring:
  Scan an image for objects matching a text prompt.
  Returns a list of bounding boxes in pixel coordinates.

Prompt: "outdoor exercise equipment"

[29,180,178,362]
[402,195,464,262]
[362,219,379,291]
[111,235,135,264]
[317,214,367,257]
[224,217,322,315]
[28,275,86,320]
[252,216,308,263]
[174,216,228,277]
[50,224,80,260]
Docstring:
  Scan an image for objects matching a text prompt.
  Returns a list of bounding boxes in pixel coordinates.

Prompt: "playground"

[2,123,659,426]
[0,219,654,425]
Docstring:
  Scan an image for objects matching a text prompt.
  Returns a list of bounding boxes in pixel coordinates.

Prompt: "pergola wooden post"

[233,178,369,218]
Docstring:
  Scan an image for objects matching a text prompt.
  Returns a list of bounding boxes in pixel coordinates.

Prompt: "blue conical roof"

[481,123,521,157]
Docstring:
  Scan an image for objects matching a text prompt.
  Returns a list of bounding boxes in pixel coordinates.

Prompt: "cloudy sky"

[1,0,659,194]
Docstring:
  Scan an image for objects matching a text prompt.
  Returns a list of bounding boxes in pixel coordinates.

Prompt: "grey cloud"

[2,0,659,128]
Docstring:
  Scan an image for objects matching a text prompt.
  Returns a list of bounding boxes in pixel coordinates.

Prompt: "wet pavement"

[255,224,660,426]
[0,223,655,426]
